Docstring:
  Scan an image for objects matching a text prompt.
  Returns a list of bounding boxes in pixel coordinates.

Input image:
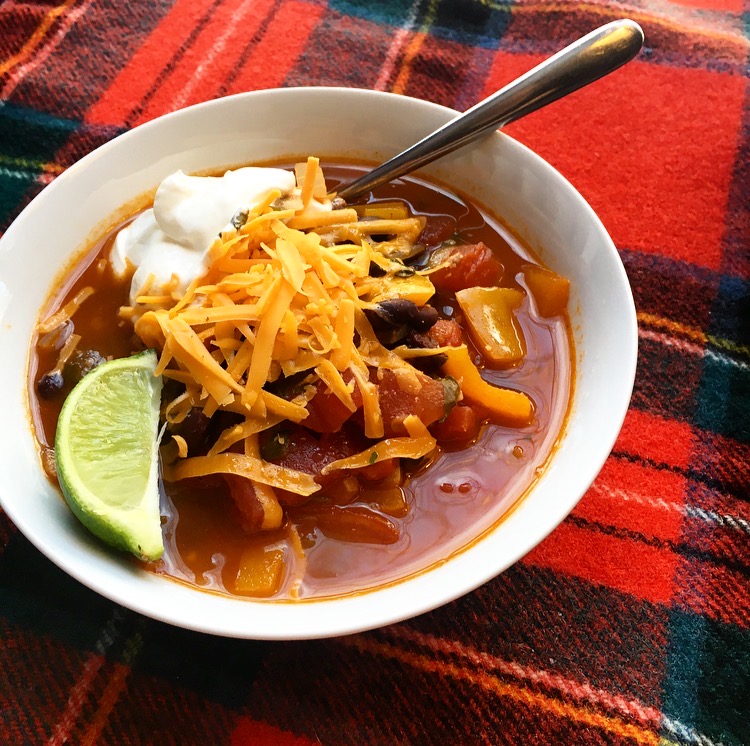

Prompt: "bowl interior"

[0,88,636,639]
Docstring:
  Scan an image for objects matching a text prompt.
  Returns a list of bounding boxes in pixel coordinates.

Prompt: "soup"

[29,160,573,599]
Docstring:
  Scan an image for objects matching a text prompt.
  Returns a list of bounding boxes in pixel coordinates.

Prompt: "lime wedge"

[54,350,164,561]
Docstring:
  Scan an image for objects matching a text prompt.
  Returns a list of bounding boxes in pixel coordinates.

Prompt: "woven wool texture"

[1,0,748,744]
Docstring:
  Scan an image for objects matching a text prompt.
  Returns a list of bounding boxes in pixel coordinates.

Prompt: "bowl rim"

[0,86,638,639]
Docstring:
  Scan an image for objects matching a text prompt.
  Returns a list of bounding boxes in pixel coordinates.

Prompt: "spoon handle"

[336,19,644,201]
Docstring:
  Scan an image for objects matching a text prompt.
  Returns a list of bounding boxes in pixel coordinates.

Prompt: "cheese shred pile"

[127,158,440,515]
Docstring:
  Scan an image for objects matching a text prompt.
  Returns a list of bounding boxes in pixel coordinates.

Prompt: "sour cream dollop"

[112,167,298,305]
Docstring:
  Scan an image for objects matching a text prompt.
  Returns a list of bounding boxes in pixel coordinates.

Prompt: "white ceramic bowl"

[0,88,637,639]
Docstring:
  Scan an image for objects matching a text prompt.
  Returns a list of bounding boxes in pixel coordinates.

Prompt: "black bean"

[406,330,435,349]
[369,261,388,278]
[63,349,106,386]
[265,371,312,401]
[403,331,447,372]
[414,305,440,331]
[37,371,65,399]
[363,315,409,346]
[176,408,212,455]
[375,299,439,332]
[417,215,457,248]
[174,409,245,457]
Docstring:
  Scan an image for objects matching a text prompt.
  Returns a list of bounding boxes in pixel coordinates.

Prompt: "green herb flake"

[259,426,291,462]
[440,376,461,419]
[368,451,379,464]
[231,209,249,230]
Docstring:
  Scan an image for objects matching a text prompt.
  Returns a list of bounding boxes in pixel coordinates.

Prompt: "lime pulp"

[54,350,164,561]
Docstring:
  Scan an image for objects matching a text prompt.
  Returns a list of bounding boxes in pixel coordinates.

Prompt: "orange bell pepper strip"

[441,346,533,427]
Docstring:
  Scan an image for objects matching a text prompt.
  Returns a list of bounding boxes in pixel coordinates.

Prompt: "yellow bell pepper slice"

[523,264,570,318]
[455,286,526,367]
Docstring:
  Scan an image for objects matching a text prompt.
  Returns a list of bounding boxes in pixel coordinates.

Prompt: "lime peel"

[55,350,164,561]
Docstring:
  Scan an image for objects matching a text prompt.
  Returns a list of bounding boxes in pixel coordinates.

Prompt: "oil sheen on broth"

[30,162,573,600]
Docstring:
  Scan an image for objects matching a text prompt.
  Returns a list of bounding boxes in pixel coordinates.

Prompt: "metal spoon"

[336,19,644,201]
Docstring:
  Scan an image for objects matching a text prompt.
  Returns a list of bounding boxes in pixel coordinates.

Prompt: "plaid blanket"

[1,1,748,744]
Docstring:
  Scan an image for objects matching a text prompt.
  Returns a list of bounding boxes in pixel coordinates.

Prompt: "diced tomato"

[304,370,363,432]
[323,477,361,505]
[359,457,397,481]
[427,318,464,347]
[224,474,264,533]
[418,215,457,247]
[376,369,445,436]
[430,405,481,446]
[264,424,369,506]
[429,243,503,293]
[274,488,313,508]
[264,366,447,503]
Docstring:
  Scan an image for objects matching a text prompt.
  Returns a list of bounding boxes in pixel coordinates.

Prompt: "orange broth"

[29,163,573,600]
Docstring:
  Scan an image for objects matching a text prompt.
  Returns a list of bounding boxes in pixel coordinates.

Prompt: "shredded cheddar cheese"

[125,163,444,497]
[163,452,320,496]
[320,417,437,475]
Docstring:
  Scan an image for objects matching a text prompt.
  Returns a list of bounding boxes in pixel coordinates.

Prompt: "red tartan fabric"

[1,1,748,745]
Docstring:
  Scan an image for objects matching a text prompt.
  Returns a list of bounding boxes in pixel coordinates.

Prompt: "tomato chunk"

[376,369,446,436]
[224,474,265,533]
[430,404,480,446]
[427,319,464,347]
[359,457,397,481]
[263,424,368,505]
[429,243,503,293]
[304,370,363,432]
